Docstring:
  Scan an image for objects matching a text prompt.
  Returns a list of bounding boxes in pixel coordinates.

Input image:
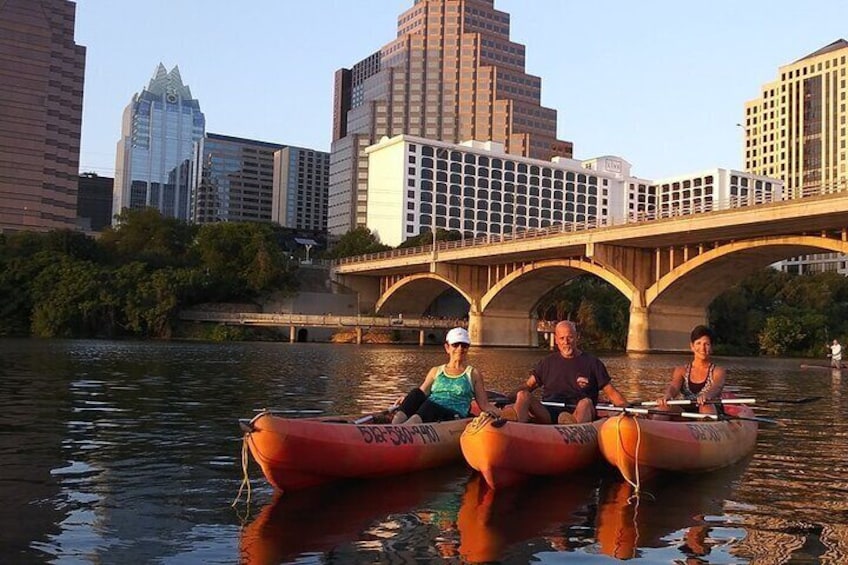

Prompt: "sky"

[73,0,848,180]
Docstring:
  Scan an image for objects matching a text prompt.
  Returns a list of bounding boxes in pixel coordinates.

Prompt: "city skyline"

[74,0,848,181]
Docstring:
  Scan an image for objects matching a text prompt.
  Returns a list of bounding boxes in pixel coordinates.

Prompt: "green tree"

[758,314,808,355]
[536,275,629,350]
[122,267,203,338]
[397,228,462,248]
[325,226,391,259]
[193,222,295,300]
[100,208,196,268]
[30,256,105,337]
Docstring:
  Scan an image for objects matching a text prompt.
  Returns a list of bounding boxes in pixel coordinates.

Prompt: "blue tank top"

[429,365,474,416]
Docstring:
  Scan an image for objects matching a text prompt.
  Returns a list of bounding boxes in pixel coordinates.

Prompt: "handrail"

[334,187,848,266]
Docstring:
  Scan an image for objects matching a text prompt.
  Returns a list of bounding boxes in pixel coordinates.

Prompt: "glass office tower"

[113,64,205,223]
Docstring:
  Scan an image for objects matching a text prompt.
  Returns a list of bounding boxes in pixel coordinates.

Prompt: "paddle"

[640,398,755,407]
[638,396,822,406]
[487,390,513,407]
[353,405,400,425]
[594,404,784,426]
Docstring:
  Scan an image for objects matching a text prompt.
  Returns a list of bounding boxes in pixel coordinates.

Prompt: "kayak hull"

[598,404,758,483]
[243,411,469,492]
[460,413,602,489]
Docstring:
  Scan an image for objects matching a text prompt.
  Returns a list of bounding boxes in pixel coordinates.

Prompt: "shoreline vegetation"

[3,214,848,357]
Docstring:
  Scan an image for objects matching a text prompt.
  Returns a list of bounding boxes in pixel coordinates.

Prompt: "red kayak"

[241,410,469,493]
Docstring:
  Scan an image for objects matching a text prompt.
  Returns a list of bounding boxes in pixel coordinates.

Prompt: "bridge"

[331,192,848,351]
[179,310,467,344]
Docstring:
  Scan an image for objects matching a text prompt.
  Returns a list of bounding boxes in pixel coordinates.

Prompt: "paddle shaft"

[353,405,400,425]
[639,396,822,406]
[595,403,782,426]
[640,397,755,407]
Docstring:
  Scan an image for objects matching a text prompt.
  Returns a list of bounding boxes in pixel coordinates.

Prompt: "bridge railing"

[179,310,466,329]
[335,190,800,265]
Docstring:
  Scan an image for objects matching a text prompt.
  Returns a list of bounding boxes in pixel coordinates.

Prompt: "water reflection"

[239,464,470,564]
[595,460,750,562]
[3,339,848,563]
[456,472,598,562]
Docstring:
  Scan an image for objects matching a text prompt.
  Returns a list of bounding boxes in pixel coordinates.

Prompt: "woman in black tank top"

[656,325,727,415]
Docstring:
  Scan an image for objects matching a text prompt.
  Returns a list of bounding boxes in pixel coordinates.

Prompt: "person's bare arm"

[658,367,685,407]
[698,365,726,404]
[602,382,628,407]
[471,367,499,415]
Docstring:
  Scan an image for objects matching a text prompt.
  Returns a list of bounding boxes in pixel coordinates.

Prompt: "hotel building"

[365,134,782,247]
[0,0,85,232]
[329,0,573,236]
[113,64,205,223]
[745,39,848,274]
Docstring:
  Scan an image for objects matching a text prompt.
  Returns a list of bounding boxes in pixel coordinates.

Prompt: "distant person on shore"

[392,327,500,424]
[828,339,843,369]
[504,320,629,424]
[656,325,726,415]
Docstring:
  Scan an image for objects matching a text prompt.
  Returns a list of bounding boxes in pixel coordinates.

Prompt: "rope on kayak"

[616,414,643,495]
[231,434,252,509]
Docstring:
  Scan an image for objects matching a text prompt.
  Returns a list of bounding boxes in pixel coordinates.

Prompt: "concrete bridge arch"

[376,272,474,318]
[473,259,640,347]
[638,235,848,351]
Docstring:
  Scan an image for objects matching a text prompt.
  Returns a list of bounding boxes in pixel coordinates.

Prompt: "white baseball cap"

[446,327,470,345]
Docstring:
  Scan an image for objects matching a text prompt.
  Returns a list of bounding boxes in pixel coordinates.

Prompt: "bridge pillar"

[647,304,707,352]
[469,309,538,347]
[356,327,362,345]
[289,326,296,343]
[626,306,650,352]
[419,330,425,346]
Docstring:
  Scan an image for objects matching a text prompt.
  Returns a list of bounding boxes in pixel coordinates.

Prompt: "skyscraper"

[190,133,283,224]
[745,39,848,198]
[0,0,85,232]
[328,0,572,236]
[113,64,205,223]
[272,146,330,231]
[745,39,848,273]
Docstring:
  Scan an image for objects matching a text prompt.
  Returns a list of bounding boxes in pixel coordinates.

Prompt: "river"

[1,339,845,563]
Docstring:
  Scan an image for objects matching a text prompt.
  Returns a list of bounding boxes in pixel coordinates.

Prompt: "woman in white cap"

[392,327,500,424]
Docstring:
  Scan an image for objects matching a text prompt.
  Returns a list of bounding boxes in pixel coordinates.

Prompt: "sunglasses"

[449,342,470,350]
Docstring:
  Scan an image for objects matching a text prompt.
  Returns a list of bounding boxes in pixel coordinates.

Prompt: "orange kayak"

[460,413,603,489]
[598,404,758,484]
[242,410,469,493]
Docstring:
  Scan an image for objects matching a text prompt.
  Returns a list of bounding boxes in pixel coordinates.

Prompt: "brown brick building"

[328,0,572,236]
[0,0,85,233]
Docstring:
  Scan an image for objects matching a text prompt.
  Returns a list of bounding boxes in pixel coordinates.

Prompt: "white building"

[365,134,784,247]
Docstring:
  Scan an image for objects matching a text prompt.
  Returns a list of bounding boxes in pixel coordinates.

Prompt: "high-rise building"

[745,39,848,273]
[328,0,572,236]
[113,64,205,223]
[745,39,848,198]
[272,147,330,231]
[190,133,282,224]
[76,173,113,232]
[364,134,782,246]
[0,0,85,232]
